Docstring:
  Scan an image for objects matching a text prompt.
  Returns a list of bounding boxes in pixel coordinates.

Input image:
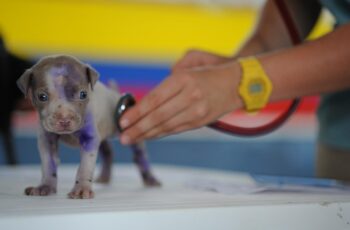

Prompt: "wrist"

[237,56,273,112]
[219,61,244,112]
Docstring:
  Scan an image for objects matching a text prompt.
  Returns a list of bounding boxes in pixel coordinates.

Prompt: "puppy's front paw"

[68,185,94,199]
[24,185,56,196]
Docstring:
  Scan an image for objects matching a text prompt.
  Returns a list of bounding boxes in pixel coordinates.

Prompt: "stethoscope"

[115,0,301,136]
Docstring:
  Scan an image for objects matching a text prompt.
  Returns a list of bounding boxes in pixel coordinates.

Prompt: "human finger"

[119,75,183,130]
[132,100,210,142]
[120,85,203,144]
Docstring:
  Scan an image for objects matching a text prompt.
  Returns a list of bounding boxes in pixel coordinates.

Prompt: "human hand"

[172,49,233,72]
[119,61,243,145]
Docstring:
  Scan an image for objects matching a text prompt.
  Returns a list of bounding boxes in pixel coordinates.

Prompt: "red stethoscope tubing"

[208,0,302,137]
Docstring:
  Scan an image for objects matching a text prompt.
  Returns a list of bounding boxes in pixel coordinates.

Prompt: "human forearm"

[259,23,350,101]
[118,24,350,144]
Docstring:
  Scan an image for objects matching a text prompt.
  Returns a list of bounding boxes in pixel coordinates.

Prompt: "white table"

[0,165,350,230]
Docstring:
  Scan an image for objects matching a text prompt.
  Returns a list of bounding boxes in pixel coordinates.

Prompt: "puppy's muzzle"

[46,110,81,133]
[58,119,71,129]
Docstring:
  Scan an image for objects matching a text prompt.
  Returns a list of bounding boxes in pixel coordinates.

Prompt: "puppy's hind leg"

[131,142,161,187]
[95,140,113,184]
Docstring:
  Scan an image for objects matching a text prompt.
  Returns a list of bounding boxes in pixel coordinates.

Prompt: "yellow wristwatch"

[238,57,273,112]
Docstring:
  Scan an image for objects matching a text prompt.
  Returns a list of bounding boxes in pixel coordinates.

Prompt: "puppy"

[17,55,160,199]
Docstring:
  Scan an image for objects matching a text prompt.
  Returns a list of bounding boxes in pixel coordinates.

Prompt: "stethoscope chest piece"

[115,93,136,133]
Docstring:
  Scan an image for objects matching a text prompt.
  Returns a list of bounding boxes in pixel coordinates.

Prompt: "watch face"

[238,57,273,112]
[248,78,265,97]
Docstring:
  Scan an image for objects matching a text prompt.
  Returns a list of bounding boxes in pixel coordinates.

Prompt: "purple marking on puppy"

[49,66,69,100]
[131,144,150,173]
[49,154,56,173]
[45,133,58,174]
[49,65,84,101]
[49,66,69,77]
[79,111,98,152]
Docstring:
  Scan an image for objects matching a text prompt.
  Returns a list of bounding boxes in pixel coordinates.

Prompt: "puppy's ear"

[17,69,33,97]
[85,64,99,90]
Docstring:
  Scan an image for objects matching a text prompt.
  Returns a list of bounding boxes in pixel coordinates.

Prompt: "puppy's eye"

[38,93,48,102]
[80,90,88,100]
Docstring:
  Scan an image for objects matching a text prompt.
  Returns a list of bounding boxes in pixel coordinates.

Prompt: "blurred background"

[0,0,334,177]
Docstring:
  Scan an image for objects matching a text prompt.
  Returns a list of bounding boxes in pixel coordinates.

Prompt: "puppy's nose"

[58,120,71,128]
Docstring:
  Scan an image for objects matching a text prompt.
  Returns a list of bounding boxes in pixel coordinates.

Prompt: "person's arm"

[119,23,350,145]
[261,23,350,102]
[118,1,344,145]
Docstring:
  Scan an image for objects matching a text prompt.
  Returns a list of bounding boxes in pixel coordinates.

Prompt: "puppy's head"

[17,55,99,134]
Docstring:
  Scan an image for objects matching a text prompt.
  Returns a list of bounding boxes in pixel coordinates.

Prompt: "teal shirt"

[318,0,350,149]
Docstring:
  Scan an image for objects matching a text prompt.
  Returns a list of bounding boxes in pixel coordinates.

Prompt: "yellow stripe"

[0,0,332,62]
